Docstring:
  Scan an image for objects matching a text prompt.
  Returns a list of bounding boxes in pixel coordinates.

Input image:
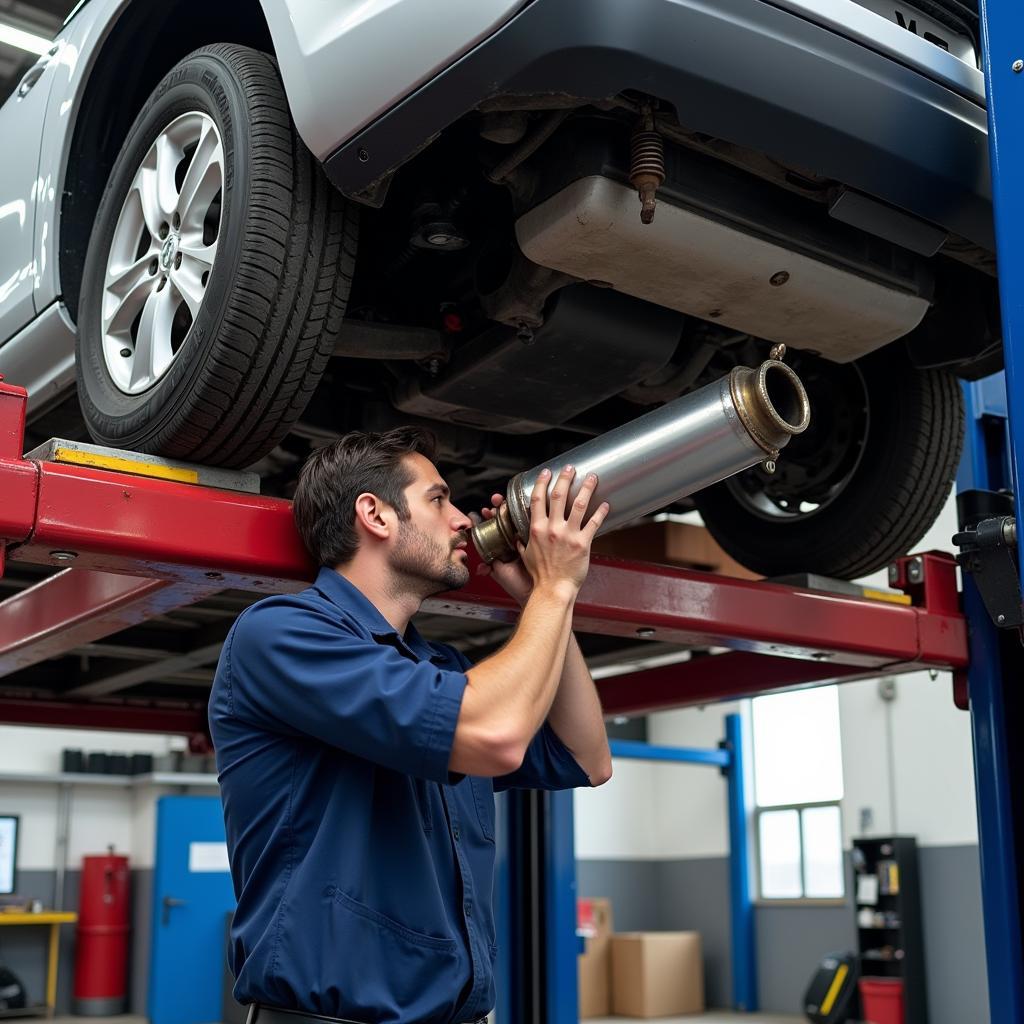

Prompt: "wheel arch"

[59,0,274,324]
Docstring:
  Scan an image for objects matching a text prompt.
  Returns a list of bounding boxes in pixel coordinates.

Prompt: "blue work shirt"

[209,567,590,1024]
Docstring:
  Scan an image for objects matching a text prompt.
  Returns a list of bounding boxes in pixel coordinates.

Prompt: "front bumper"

[324,0,992,250]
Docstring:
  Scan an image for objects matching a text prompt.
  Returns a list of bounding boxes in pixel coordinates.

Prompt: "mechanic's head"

[293,427,473,593]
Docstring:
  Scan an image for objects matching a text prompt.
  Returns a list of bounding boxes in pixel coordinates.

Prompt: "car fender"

[34,0,134,314]
[257,0,531,162]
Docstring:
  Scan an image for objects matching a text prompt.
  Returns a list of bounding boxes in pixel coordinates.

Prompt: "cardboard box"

[592,520,760,579]
[577,898,613,1019]
[611,931,705,1018]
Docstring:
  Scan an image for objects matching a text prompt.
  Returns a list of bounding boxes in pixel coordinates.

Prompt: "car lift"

[0,372,973,1022]
[0,2,1022,1018]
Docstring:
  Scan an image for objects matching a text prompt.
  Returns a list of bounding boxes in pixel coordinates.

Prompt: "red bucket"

[858,977,904,1024]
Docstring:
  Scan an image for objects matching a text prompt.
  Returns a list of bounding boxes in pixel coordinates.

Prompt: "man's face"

[389,453,473,595]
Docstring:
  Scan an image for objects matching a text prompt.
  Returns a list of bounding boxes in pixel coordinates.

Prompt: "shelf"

[0,770,130,787]
[139,772,219,787]
[0,770,219,788]
[0,1006,48,1019]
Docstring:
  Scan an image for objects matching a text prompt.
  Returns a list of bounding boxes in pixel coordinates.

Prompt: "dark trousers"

[247,1002,489,1024]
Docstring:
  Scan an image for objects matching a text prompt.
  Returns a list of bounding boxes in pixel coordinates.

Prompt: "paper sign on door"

[188,841,230,872]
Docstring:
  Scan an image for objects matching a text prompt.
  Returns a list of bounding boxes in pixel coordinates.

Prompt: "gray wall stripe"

[579,843,990,1024]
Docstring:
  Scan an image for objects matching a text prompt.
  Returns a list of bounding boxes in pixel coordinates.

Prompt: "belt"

[248,1002,488,1024]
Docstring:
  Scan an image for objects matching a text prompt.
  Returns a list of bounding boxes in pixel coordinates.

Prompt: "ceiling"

[0,0,74,105]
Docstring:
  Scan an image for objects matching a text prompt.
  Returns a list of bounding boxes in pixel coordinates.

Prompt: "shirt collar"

[313,567,448,664]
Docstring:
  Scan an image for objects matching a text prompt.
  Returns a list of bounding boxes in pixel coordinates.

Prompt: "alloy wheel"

[100,111,223,394]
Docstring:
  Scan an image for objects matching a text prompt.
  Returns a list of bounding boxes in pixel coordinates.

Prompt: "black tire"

[76,44,357,467]
[693,346,965,580]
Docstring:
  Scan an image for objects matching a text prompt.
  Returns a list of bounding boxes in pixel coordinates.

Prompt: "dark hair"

[293,427,438,566]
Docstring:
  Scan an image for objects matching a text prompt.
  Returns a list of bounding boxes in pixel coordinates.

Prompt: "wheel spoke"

[177,120,223,231]
[170,262,205,320]
[177,239,217,272]
[103,255,156,336]
[130,287,175,390]
[133,160,164,237]
[154,131,181,220]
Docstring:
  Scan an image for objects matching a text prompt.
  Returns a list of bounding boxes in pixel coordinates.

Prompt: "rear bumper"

[324,0,993,250]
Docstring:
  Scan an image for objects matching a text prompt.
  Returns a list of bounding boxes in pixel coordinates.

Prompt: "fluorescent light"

[0,22,52,56]
[589,648,693,681]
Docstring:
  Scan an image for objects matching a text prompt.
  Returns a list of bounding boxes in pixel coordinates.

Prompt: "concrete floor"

[49,1012,804,1024]
[586,1015,802,1023]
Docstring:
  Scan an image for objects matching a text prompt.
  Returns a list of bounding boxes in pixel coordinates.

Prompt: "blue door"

[148,795,236,1024]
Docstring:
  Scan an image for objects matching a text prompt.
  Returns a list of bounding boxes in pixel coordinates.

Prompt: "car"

[0,0,992,580]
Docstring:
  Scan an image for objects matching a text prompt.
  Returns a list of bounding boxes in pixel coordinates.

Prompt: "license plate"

[853,0,977,66]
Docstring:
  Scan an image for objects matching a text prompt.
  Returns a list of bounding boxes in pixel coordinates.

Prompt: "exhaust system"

[470,352,811,563]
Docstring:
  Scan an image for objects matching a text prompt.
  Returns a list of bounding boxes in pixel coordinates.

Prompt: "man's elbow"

[488,728,529,777]
[588,756,613,787]
[451,724,529,777]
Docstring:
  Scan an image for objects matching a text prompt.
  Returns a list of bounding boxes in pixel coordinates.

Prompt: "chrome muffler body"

[471,358,811,563]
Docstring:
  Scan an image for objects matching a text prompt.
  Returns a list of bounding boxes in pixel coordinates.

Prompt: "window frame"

[754,799,846,903]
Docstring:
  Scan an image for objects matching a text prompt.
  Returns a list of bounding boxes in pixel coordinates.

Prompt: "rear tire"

[693,346,964,579]
[76,44,357,467]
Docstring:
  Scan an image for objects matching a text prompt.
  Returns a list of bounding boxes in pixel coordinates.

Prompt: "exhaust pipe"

[471,355,811,563]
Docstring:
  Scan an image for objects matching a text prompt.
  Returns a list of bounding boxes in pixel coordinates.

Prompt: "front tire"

[76,44,357,467]
[693,346,964,580]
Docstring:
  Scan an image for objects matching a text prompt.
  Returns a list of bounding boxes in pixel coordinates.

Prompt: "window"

[0,816,17,895]
[751,686,845,899]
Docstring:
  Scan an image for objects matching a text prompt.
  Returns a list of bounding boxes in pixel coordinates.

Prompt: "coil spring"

[629,129,665,225]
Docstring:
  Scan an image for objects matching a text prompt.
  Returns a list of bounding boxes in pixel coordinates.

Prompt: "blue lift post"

[968,0,1024,1018]
[605,723,757,1012]
[496,715,756,1022]
[957,375,1024,1024]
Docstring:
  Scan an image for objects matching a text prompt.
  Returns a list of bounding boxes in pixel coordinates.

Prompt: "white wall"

[576,492,980,862]
[0,726,207,871]
[576,702,741,860]
[0,726,179,774]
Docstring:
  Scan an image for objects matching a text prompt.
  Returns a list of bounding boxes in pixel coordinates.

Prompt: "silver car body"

[0,0,990,413]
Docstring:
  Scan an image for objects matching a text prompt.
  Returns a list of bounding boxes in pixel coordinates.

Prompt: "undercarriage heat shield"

[516,175,931,362]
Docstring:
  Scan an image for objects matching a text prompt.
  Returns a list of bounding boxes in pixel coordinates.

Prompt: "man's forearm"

[546,634,613,785]
[454,584,576,775]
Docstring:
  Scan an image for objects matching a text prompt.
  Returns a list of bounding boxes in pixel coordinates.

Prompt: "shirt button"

[453,826,461,841]
[464,901,473,917]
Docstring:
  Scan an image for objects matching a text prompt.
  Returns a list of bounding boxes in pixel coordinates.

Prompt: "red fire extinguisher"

[73,847,130,1016]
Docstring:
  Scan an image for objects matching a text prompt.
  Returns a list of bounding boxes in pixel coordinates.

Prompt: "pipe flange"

[728,360,810,455]
[470,502,520,563]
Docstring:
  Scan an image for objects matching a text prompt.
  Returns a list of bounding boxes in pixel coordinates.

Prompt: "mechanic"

[209,426,613,1024]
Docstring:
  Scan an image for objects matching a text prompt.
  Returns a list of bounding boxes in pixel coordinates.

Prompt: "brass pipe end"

[470,502,520,563]
[729,359,811,456]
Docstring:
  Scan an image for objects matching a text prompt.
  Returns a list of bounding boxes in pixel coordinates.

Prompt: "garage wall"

[0,726,210,1014]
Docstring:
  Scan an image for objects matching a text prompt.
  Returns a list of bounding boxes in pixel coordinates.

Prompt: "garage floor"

[50,1012,804,1023]
[586,1015,802,1023]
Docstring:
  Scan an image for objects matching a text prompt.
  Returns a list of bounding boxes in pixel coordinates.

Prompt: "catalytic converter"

[470,352,810,563]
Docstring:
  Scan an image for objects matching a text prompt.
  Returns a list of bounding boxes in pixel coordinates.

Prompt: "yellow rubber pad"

[862,588,912,606]
[52,446,199,485]
[819,962,849,1015]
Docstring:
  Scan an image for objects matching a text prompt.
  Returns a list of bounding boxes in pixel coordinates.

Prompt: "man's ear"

[353,492,395,543]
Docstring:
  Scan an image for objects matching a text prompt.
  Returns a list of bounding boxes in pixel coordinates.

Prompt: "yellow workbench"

[0,912,78,1017]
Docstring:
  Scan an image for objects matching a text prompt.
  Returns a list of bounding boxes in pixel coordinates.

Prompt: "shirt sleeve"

[493,721,592,792]
[227,600,467,784]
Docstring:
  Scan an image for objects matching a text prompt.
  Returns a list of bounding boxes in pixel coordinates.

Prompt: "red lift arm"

[0,379,967,734]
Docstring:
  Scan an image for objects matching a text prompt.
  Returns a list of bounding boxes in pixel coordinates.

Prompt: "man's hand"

[521,466,609,595]
[475,493,534,605]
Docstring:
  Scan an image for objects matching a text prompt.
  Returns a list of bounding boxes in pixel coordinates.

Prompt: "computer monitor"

[0,816,18,895]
